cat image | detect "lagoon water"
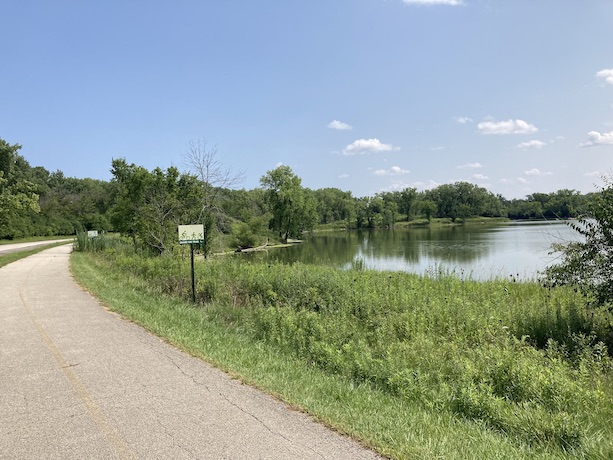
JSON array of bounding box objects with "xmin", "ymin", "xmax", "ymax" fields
[{"xmin": 250, "ymin": 221, "xmax": 581, "ymax": 280}]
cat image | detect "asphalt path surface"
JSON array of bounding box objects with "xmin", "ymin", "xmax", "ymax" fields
[
  {"xmin": 0, "ymin": 239, "xmax": 74, "ymax": 255},
  {"xmin": 0, "ymin": 245, "xmax": 382, "ymax": 459}
]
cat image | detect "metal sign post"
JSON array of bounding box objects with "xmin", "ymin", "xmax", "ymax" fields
[
  {"xmin": 178, "ymin": 225, "xmax": 205, "ymax": 303},
  {"xmin": 190, "ymin": 242, "xmax": 196, "ymax": 303}
]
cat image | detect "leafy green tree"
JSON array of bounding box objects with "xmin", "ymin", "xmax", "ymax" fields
[
  {"xmin": 381, "ymin": 200, "xmax": 398, "ymax": 228},
  {"xmin": 399, "ymin": 187, "xmax": 417, "ymax": 221},
  {"xmin": 354, "ymin": 197, "xmax": 368, "ymax": 229},
  {"xmin": 110, "ymin": 158, "xmax": 199, "ymax": 254},
  {"xmin": 506, "ymin": 199, "xmax": 543, "ymax": 219},
  {"xmin": 312, "ymin": 188, "xmax": 354, "ymax": 225},
  {"xmin": 425, "ymin": 182, "xmax": 505, "ymax": 222},
  {"xmin": 419, "ymin": 199, "xmax": 437, "ymax": 221},
  {"xmin": 260, "ymin": 165, "xmax": 317, "ymax": 242},
  {"xmin": 543, "ymin": 176, "xmax": 613, "ymax": 307},
  {"xmin": 110, "ymin": 158, "xmax": 149, "ymax": 242},
  {"xmin": 0, "ymin": 139, "xmax": 40, "ymax": 239},
  {"xmin": 543, "ymin": 189, "xmax": 583, "ymax": 219}
]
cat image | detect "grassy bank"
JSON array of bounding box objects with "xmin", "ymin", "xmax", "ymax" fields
[{"xmin": 70, "ymin": 243, "xmax": 613, "ymax": 459}]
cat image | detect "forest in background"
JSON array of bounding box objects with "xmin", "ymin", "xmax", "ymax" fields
[{"xmin": 0, "ymin": 137, "xmax": 596, "ymax": 252}]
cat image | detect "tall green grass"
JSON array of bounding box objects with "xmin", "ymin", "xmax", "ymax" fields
[{"xmin": 72, "ymin": 244, "xmax": 613, "ymax": 458}]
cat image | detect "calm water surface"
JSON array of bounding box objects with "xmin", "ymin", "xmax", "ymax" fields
[{"xmin": 250, "ymin": 221, "xmax": 580, "ymax": 280}]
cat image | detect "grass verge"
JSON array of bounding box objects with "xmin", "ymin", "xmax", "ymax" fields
[{"xmin": 70, "ymin": 251, "xmax": 613, "ymax": 459}]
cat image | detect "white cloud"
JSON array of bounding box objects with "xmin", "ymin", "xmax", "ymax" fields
[
  {"xmin": 455, "ymin": 116, "xmax": 474, "ymax": 124},
  {"xmin": 596, "ymin": 69, "xmax": 613, "ymax": 86},
  {"xmin": 581, "ymin": 130, "xmax": 613, "ymax": 147},
  {"xmin": 524, "ymin": 168, "xmax": 552, "ymax": 176},
  {"xmin": 342, "ymin": 138, "xmax": 400, "ymax": 156},
  {"xmin": 412, "ymin": 179, "xmax": 440, "ymax": 190},
  {"xmin": 518, "ymin": 140, "xmax": 546, "ymax": 149},
  {"xmin": 338, "ymin": 173, "xmax": 350, "ymax": 179},
  {"xmin": 517, "ymin": 177, "xmax": 528, "ymax": 184},
  {"xmin": 381, "ymin": 182, "xmax": 412, "ymax": 192},
  {"xmin": 477, "ymin": 119, "xmax": 538, "ymax": 135},
  {"xmin": 328, "ymin": 120, "xmax": 353, "ymax": 130},
  {"xmin": 374, "ymin": 166, "xmax": 410, "ymax": 176},
  {"xmin": 471, "ymin": 173, "xmax": 489, "ymax": 180},
  {"xmin": 584, "ymin": 171, "xmax": 602, "ymax": 177},
  {"xmin": 458, "ymin": 162, "xmax": 484, "ymax": 169},
  {"xmin": 403, "ymin": 0, "xmax": 464, "ymax": 5}
]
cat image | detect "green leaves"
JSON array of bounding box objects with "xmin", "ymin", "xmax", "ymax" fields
[
  {"xmin": 260, "ymin": 165, "xmax": 317, "ymax": 242},
  {"xmin": 110, "ymin": 158, "xmax": 200, "ymax": 254},
  {"xmin": 543, "ymin": 176, "xmax": 613, "ymax": 307},
  {"xmin": 0, "ymin": 139, "xmax": 41, "ymax": 238}
]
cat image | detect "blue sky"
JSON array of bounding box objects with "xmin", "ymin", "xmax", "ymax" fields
[{"xmin": 2, "ymin": 0, "xmax": 612, "ymax": 198}]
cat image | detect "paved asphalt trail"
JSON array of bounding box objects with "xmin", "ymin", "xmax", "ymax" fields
[
  {"xmin": 0, "ymin": 239, "xmax": 74, "ymax": 256},
  {"xmin": 1, "ymin": 245, "xmax": 383, "ymax": 459}
]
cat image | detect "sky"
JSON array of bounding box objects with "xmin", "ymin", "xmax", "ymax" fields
[{"xmin": 2, "ymin": 0, "xmax": 612, "ymax": 199}]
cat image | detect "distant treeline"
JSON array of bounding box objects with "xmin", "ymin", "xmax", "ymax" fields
[{"xmin": 0, "ymin": 137, "xmax": 594, "ymax": 245}]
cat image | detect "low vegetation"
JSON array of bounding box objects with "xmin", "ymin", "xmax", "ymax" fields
[{"xmin": 72, "ymin": 234, "xmax": 613, "ymax": 459}]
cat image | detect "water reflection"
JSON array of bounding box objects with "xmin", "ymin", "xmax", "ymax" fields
[{"xmin": 247, "ymin": 221, "xmax": 580, "ymax": 280}]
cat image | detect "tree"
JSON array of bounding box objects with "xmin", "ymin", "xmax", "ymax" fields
[
  {"xmin": 183, "ymin": 139, "xmax": 243, "ymax": 257},
  {"xmin": 110, "ymin": 159, "xmax": 199, "ymax": 254},
  {"xmin": 0, "ymin": 139, "xmax": 40, "ymax": 239},
  {"xmin": 312, "ymin": 188, "xmax": 354, "ymax": 225},
  {"xmin": 425, "ymin": 182, "xmax": 505, "ymax": 222},
  {"xmin": 543, "ymin": 175, "xmax": 613, "ymax": 307},
  {"xmin": 260, "ymin": 165, "xmax": 317, "ymax": 242},
  {"xmin": 399, "ymin": 187, "xmax": 418, "ymax": 221},
  {"xmin": 419, "ymin": 199, "xmax": 437, "ymax": 222}
]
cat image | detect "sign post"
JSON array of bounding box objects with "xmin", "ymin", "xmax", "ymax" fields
[{"xmin": 178, "ymin": 225, "xmax": 205, "ymax": 303}]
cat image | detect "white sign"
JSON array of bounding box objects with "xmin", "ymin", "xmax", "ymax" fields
[
  {"xmin": 178, "ymin": 224, "xmax": 205, "ymax": 244},
  {"xmin": 87, "ymin": 230, "xmax": 98, "ymax": 238}
]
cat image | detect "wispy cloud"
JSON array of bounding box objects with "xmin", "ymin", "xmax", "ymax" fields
[
  {"xmin": 403, "ymin": 0, "xmax": 464, "ymax": 5},
  {"xmin": 516, "ymin": 177, "xmax": 528, "ymax": 184},
  {"xmin": 518, "ymin": 140, "xmax": 546, "ymax": 149},
  {"xmin": 471, "ymin": 173, "xmax": 489, "ymax": 180},
  {"xmin": 524, "ymin": 168, "xmax": 552, "ymax": 176},
  {"xmin": 581, "ymin": 130, "xmax": 613, "ymax": 147},
  {"xmin": 328, "ymin": 120, "xmax": 353, "ymax": 130},
  {"xmin": 412, "ymin": 179, "xmax": 440, "ymax": 190},
  {"xmin": 455, "ymin": 116, "xmax": 474, "ymax": 124},
  {"xmin": 374, "ymin": 166, "xmax": 410, "ymax": 176},
  {"xmin": 458, "ymin": 162, "xmax": 484, "ymax": 169},
  {"xmin": 342, "ymin": 138, "xmax": 400, "ymax": 156},
  {"xmin": 338, "ymin": 173, "xmax": 350, "ymax": 179},
  {"xmin": 596, "ymin": 68, "xmax": 613, "ymax": 86},
  {"xmin": 380, "ymin": 181, "xmax": 412, "ymax": 192},
  {"xmin": 477, "ymin": 119, "xmax": 538, "ymax": 135}
]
